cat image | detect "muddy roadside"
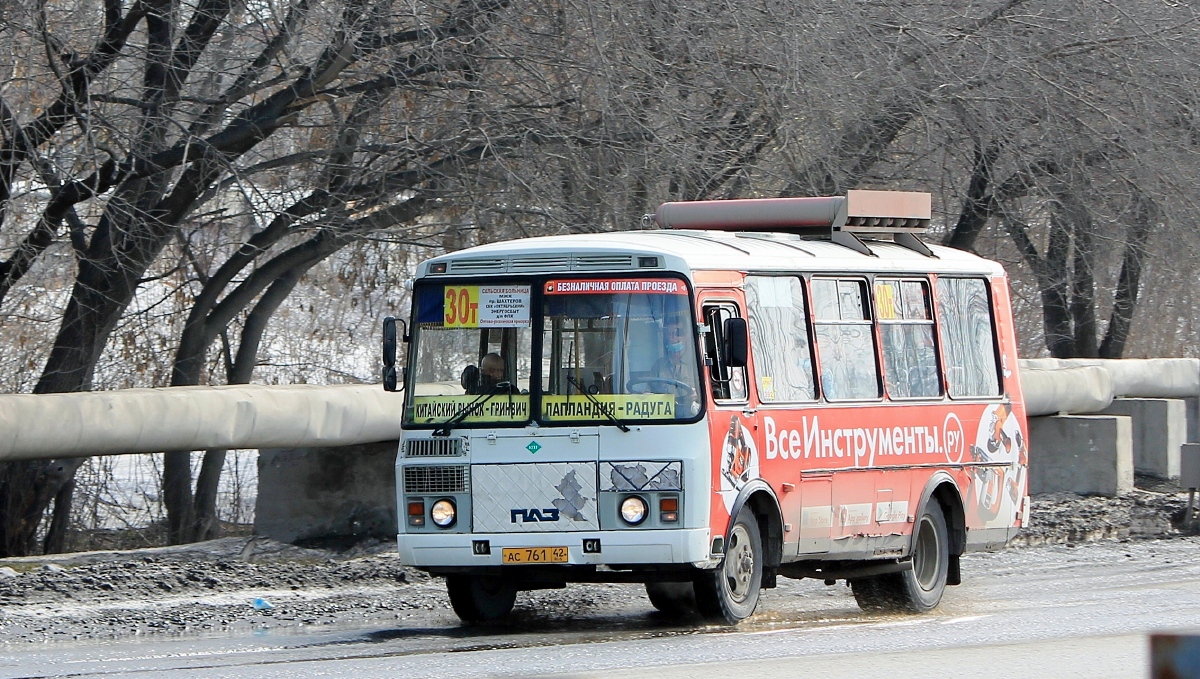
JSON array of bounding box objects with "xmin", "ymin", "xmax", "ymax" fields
[{"xmin": 0, "ymin": 486, "xmax": 1195, "ymax": 645}]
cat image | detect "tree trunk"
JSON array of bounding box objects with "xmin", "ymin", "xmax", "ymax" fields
[
  {"xmin": 42, "ymin": 479, "xmax": 76, "ymax": 555},
  {"xmin": 1065, "ymin": 200, "xmax": 1098, "ymax": 358},
  {"xmin": 0, "ymin": 460, "xmax": 78, "ymax": 556},
  {"xmin": 944, "ymin": 141, "xmax": 1001, "ymax": 251},
  {"xmin": 1099, "ymin": 193, "xmax": 1157, "ymax": 359},
  {"xmin": 0, "ymin": 178, "xmax": 180, "ymax": 555},
  {"xmin": 191, "ymin": 450, "xmax": 227, "ymax": 541},
  {"xmin": 1042, "ymin": 209, "xmax": 1075, "ymax": 358},
  {"xmin": 164, "ymin": 452, "xmax": 196, "ymax": 544},
  {"xmin": 188, "ymin": 268, "xmax": 304, "ymax": 541}
]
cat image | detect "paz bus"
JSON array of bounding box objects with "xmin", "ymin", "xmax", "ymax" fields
[{"xmin": 381, "ymin": 190, "xmax": 1028, "ymax": 624}]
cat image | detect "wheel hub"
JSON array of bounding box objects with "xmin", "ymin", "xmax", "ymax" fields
[
  {"xmin": 913, "ymin": 515, "xmax": 941, "ymax": 590},
  {"xmin": 724, "ymin": 524, "xmax": 755, "ymax": 603}
]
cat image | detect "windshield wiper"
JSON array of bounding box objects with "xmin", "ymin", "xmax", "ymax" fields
[
  {"xmin": 433, "ymin": 382, "xmax": 513, "ymax": 437},
  {"xmin": 565, "ymin": 374, "xmax": 630, "ymax": 432}
]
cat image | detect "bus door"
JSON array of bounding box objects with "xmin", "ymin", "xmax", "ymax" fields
[
  {"xmin": 699, "ymin": 295, "xmax": 755, "ymax": 536},
  {"xmin": 742, "ymin": 275, "xmax": 818, "ymax": 558}
]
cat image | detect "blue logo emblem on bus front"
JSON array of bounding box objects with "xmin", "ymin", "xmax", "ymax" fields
[
  {"xmin": 526, "ymin": 441, "xmax": 542, "ymax": 454},
  {"xmin": 511, "ymin": 508, "xmax": 559, "ymax": 523}
]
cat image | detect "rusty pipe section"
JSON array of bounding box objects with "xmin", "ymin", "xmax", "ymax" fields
[
  {"xmin": 0, "ymin": 384, "xmax": 403, "ymax": 461},
  {"xmin": 653, "ymin": 196, "xmax": 848, "ymax": 231}
]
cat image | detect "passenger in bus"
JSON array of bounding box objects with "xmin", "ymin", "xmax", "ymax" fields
[
  {"xmin": 646, "ymin": 320, "xmax": 701, "ymax": 416},
  {"xmin": 653, "ymin": 323, "xmax": 689, "ymax": 380}
]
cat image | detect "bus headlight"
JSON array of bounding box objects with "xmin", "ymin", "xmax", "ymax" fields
[
  {"xmin": 620, "ymin": 496, "xmax": 648, "ymax": 525},
  {"xmin": 430, "ymin": 499, "xmax": 457, "ymax": 528}
]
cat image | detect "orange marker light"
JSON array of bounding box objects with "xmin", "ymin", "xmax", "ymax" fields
[
  {"xmin": 407, "ymin": 500, "xmax": 425, "ymax": 527},
  {"xmin": 660, "ymin": 497, "xmax": 679, "ymax": 523}
]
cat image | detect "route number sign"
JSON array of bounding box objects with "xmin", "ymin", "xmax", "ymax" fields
[{"xmin": 443, "ymin": 285, "xmax": 530, "ymax": 328}]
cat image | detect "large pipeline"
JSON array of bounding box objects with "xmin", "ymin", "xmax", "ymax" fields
[
  {"xmin": 0, "ymin": 384, "xmax": 403, "ymax": 461},
  {"xmin": 1018, "ymin": 358, "xmax": 1200, "ymax": 417},
  {"xmin": 1020, "ymin": 358, "xmax": 1200, "ymax": 399},
  {"xmin": 1020, "ymin": 366, "xmax": 1114, "ymax": 417},
  {"xmin": 0, "ymin": 359, "xmax": 1195, "ymax": 460}
]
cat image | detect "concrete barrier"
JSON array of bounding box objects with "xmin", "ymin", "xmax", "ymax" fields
[
  {"xmin": 1028, "ymin": 415, "xmax": 1133, "ymax": 496},
  {"xmin": 1099, "ymin": 398, "xmax": 1186, "ymax": 479},
  {"xmin": 255, "ymin": 441, "xmax": 398, "ymax": 544},
  {"xmin": 1186, "ymin": 396, "xmax": 1200, "ymax": 443}
]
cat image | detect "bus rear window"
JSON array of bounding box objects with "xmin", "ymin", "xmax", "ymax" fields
[{"xmin": 936, "ymin": 277, "xmax": 1001, "ymax": 398}]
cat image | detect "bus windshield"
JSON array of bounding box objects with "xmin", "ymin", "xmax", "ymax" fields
[
  {"xmin": 404, "ymin": 277, "xmax": 701, "ymax": 427},
  {"xmin": 541, "ymin": 278, "xmax": 701, "ymax": 422},
  {"xmin": 405, "ymin": 284, "xmax": 534, "ymax": 426}
]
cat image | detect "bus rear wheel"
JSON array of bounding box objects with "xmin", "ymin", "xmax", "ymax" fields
[
  {"xmin": 446, "ymin": 575, "xmax": 517, "ymax": 623},
  {"xmin": 694, "ymin": 507, "xmax": 763, "ymax": 624},
  {"xmin": 851, "ymin": 501, "xmax": 949, "ymax": 613}
]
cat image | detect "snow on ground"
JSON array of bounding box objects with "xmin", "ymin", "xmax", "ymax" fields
[{"xmin": 71, "ymin": 452, "xmax": 258, "ymax": 532}]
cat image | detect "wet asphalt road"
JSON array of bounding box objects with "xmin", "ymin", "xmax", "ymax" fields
[{"xmin": 4, "ymin": 537, "xmax": 1200, "ymax": 678}]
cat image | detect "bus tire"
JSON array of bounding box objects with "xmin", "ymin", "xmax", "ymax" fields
[
  {"xmin": 645, "ymin": 581, "xmax": 697, "ymax": 616},
  {"xmin": 693, "ymin": 506, "xmax": 763, "ymax": 624},
  {"xmin": 446, "ymin": 575, "xmax": 517, "ymax": 623},
  {"xmin": 851, "ymin": 501, "xmax": 949, "ymax": 613}
]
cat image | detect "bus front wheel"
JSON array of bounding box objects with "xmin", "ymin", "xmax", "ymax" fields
[
  {"xmin": 446, "ymin": 575, "xmax": 517, "ymax": 623},
  {"xmin": 851, "ymin": 501, "xmax": 949, "ymax": 613},
  {"xmin": 694, "ymin": 507, "xmax": 763, "ymax": 624}
]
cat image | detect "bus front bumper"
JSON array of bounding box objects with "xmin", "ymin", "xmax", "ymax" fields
[{"xmin": 398, "ymin": 528, "xmax": 714, "ymax": 568}]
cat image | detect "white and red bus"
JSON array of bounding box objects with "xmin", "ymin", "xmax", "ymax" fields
[{"xmin": 382, "ymin": 190, "xmax": 1028, "ymax": 624}]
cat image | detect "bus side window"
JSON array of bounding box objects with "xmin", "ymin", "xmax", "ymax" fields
[
  {"xmin": 703, "ymin": 304, "xmax": 748, "ymax": 402},
  {"xmin": 875, "ymin": 278, "xmax": 941, "ymax": 399},
  {"xmin": 745, "ymin": 276, "xmax": 816, "ymax": 402},
  {"xmin": 811, "ymin": 278, "xmax": 881, "ymax": 401},
  {"xmin": 936, "ymin": 277, "xmax": 1001, "ymax": 398}
]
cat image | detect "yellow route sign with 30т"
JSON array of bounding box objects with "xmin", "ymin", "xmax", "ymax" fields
[
  {"xmin": 443, "ymin": 286, "xmax": 479, "ymax": 327},
  {"xmin": 443, "ymin": 285, "xmax": 530, "ymax": 328}
]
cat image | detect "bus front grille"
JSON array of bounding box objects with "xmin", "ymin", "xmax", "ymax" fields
[
  {"xmin": 573, "ymin": 254, "xmax": 633, "ymax": 270},
  {"xmin": 404, "ymin": 438, "xmax": 466, "ymax": 457},
  {"xmin": 404, "ymin": 465, "xmax": 470, "ymax": 494}
]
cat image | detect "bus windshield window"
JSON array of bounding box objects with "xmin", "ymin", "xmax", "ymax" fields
[
  {"xmin": 541, "ymin": 278, "xmax": 700, "ymax": 422},
  {"xmin": 405, "ymin": 284, "xmax": 533, "ymax": 426}
]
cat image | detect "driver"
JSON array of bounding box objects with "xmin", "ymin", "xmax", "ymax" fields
[{"xmin": 479, "ymin": 353, "xmax": 506, "ymax": 391}]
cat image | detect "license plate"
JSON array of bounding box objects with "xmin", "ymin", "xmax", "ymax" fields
[{"xmin": 501, "ymin": 547, "xmax": 568, "ymax": 564}]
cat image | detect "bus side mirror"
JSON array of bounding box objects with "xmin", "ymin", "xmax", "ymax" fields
[
  {"xmin": 723, "ymin": 317, "xmax": 748, "ymax": 368},
  {"xmin": 382, "ymin": 316, "xmax": 406, "ymax": 392}
]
